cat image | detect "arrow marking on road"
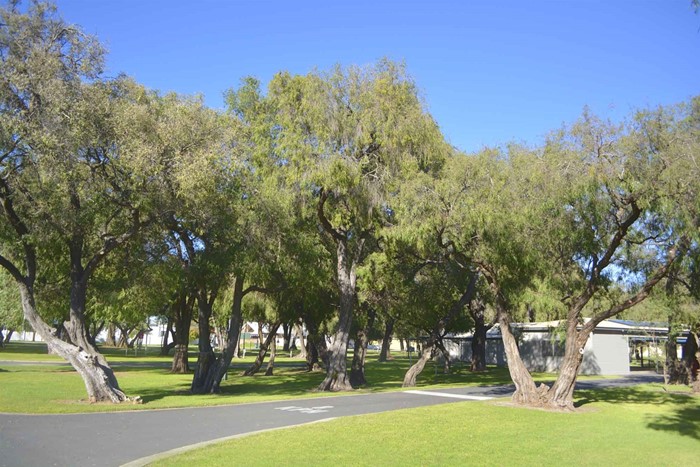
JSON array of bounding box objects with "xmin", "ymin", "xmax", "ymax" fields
[
  {"xmin": 404, "ymin": 390, "xmax": 493, "ymax": 401},
  {"xmin": 275, "ymin": 405, "xmax": 334, "ymax": 414}
]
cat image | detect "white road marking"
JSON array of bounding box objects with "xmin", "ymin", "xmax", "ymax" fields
[
  {"xmin": 404, "ymin": 390, "xmax": 493, "ymax": 401},
  {"xmin": 275, "ymin": 405, "xmax": 334, "ymax": 414}
]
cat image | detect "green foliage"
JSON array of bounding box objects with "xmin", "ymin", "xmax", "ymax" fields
[{"xmin": 0, "ymin": 268, "xmax": 23, "ymax": 330}]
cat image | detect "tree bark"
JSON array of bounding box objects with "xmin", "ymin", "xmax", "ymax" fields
[
  {"xmin": 4, "ymin": 328, "xmax": 14, "ymax": 344},
  {"xmin": 244, "ymin": 321, "xmax": 281, "ymax": 376},
  {"xmin": 469, "ymin": 300, "xmax": 488, "ymax": 372},
  {"xmin": 206, "ymin": 276, "xmax": 245, "ymax": 393},
  {"xmin": 350, "ymin": 310, "xmax": 375, "ymax": 387},
  {"xmin": 21, "ymin": 280, "xmax": 137, "ymax": 403},
  {"xmin": 318, "ymin": 240, "xmax": 356, "ymax": 392},
  {"xmin": 496, "ymin": 307, "xmax": 548, "ymax": 406},
  {"xmin": 403, "ymin": 342, "xmax": 436, "ymax": 387},
  {"xmin": 190, "ymin": 292, "xmax": 217, "ymax": 393},
  {"xmin": 378, "ymin": 316, "xmax": 394, "ymax": 362},
  {"xmin": 160, "ymin": 318, "xmax": 176, "ymax": 356},
  {"xmin": 282, "ymin": 323, "xmax": 291, "ymax": 352},
  {"xmin": 544, "ymin": 320, "xmax": 591, "ymax": 410},
  {"xmin": 265, "ymin": 334, "xmax": 277, "ymax": 376},
  {"xmin": 686, "ymin": 331, "xmax": 700, "ymax": 394},
  {"xmin": 294, "ymin": 323, "xmax": 307, "ymax": 359},
  {"xmin": 170, "ymin": 293, "xmax": 193, "ymax": 373},
  {"xmin": 664, "ymin": 317, "xmax": 687, "ymax": 385}
]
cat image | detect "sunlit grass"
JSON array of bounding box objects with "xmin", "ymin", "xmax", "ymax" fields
[
  {"xmin": 0, "ymin": 342, "xmax": 610, "ymax": 414},
  {"xmin": 151, "ymin": 385, "xmax": 700, "ymax": 466}
]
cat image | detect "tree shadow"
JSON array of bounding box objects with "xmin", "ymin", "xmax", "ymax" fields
[
  {"xmin": 575, "ymin": 385, "xmax": 700, "ymax": 440},
  {"xmin": 646, "ymin": 406, "xmax": 700, "ymax": 440}
]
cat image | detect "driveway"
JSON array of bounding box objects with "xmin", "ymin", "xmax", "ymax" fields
[{"xmin": 0, "ymin": 373, "xmax": 662, "ymax": 467}]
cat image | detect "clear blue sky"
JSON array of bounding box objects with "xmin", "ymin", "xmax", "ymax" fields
[{"xmin": 54, "ymin": 0, "xmax": 699, "ymax": 153}]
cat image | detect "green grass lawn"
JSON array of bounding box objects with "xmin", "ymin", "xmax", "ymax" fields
[
  {"xmin": 0, "ymin": 341, "xmax": 623, "ymax": 414},
  {"xmin": 0, "ymin": 341, "xmax": 531, "ymax": 414},
  {"xmin": 151, "ymin": 385, "xmax": 700, "ymax": 467}
]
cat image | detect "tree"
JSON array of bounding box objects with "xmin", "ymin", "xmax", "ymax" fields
[
  {"xmin": 255, "ymin": 61, "xmax": 448, "ymax": 391},
  {"xmin": 472, "ymin": 103, "xmax": 700, "ymax": 409},
  {"xmin": 0, "ymin": 2, "xmax": 170, "ymax": 402}
]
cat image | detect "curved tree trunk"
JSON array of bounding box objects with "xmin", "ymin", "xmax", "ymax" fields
[
  {"xmin": 378, "ymin": 316, "xmax": 394, "ymax": 362},
  {"xmin": 403, "ymin": 342, "xmax": 436, "ymax": 387},
  {"xmin": 244, "ymin": 321, "xmax": 281, "ymax": 376},
  {"xmin": 497, "ymin": 308, "xmax": 548, "ymax": 406},
  {"xmin": 21, "ymin": 280, "xmax": 137, "ymax": 403},
  {"xmin": 4, "ymin": 328, "xmax": 14, "ymax": 344},
  {"xmin": 544, "ymin": 322, "xmax": 591, "ymax": 410},
  {"xmin": 402, "ymin": 275, "xmax": 478, "ymax": 387}
]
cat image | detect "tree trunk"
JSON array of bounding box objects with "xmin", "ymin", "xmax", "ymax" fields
[
  {"xmin": 282, "ymin": 323, "xmax": 291, "ymax": 352},
  {"xmin": 318, "ymin": 240, "xmax": 356, "ymax": 392},
  {"xmin": 497, "ymin": 308, "xmax": 548, "ymax": 406},
  {"xmin": 160, "ymin": 318, "xmax": 176, "ymax": 356},
  {"xmin": 350, "ymin": 309, "xmax": 375, "ymax": 387},
  {"xmin": 244, "ymin": 321, "xmax": 281, "ymax": 376},
  {"xmin": 542, "ymin": 316, "xmax": 595, "ymax": 410},
  {"xmin": 469, "ymin": 301, "xmax": 488, "ymax": 372},
  {"xmin": 436, "ymin": 338, "xmax": 451, "ymax": 374},
  {"xmin": 402, "ymin": 276, "xmax": 478, "ymax": 387},
  {"xmin": 23, "ymin": 278, "xmax": 137, "ymax": 403},
  {"xmin": 664, "ymin": 318, "xmax": 687, "ymax": 385},
  {"xmin": 306, "ymin": 336, "xmax": 322, "ymax": 371},
  {"xmin": 105, "ymin": 323, "xmax": 117, "ymax": 347},
  {"xmin": 378, "ymin": 316, "xmax": 394, "ymax": 362},
  {"xmin": 190, "ymin": 294, "xmax": 216, "ymax": 394},
  {"xmin": 686, "ymin": 331, "xmax": 700, "ymax": 394},
  {"xmin": 294, "ymin": 323, "xmax": 307, "ymax": 359},
  {"xmin": 170, "ymin": 293, "xmax": 193, "ymax": 373},
  {"xmin": 205, "ymin": 276, "xmax": 245, "ymax": 393},
  {"xmin": 403, "ymin": 341, "xmax": 436, "ymax": 387},
  {"xmin": 4, "ymin": 328, "xmax": 14, "ymax": 343},
  {"xmin": 265, "ymin": 334, "xmax": 277, "ymax": 376}
]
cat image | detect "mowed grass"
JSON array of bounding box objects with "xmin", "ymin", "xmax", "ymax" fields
[
  {"xmin": 152, "ymin": 385, "xmax": 700, "ymax": 467},
  {"xmin": 1, "ymin": 342, "xmax": 528, "ymax": 414}
]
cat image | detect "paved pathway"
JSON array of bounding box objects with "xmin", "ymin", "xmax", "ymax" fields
[{"xmin": 0, "ymin": 373, "xmax": 662, "ymax": 467}]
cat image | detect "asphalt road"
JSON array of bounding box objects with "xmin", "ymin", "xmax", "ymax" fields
[{"xmin": 0, "ymin": 373, "xmax": 662, "ymax": 467}]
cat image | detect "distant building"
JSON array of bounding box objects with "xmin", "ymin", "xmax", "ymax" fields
[{"xmin": 444, "ymin": 319, "xmax": 674, "ymax": 376}]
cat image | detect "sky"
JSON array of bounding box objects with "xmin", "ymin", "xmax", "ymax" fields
[{"xmin": 53, "ymin": 0, "xmax": 700, "ymax": 153}]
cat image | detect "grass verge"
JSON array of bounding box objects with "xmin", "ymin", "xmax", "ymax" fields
[{"xmin": 149, "ymin": 384, "xmax": 700, "ymax": 466}]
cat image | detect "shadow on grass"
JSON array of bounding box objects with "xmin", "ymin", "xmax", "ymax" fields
[
  {"xmin": 575, "ymin": 385, "xmax": 700, "ymax": 440},
  {"xmin": 363, "ymin": 357, "xmax": 514, "ymax": 389}
]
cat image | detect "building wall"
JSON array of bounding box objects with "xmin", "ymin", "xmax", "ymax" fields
[
  {"xmin": 590, "ymin": 333, "xmax": 630, "ymax": 375},
  {"xmin": 451, "ymin": 330, "xmax": 630, "ymax": 376}
]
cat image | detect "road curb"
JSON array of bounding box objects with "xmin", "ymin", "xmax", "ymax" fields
[{"xmin": 120, "ymin": 417, "xmax": 337, "ymax": 467}]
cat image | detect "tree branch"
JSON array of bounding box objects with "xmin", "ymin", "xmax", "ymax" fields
[{"xmin": 317, "ymin": 188, "xmax": 345, "ymax": 242}]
